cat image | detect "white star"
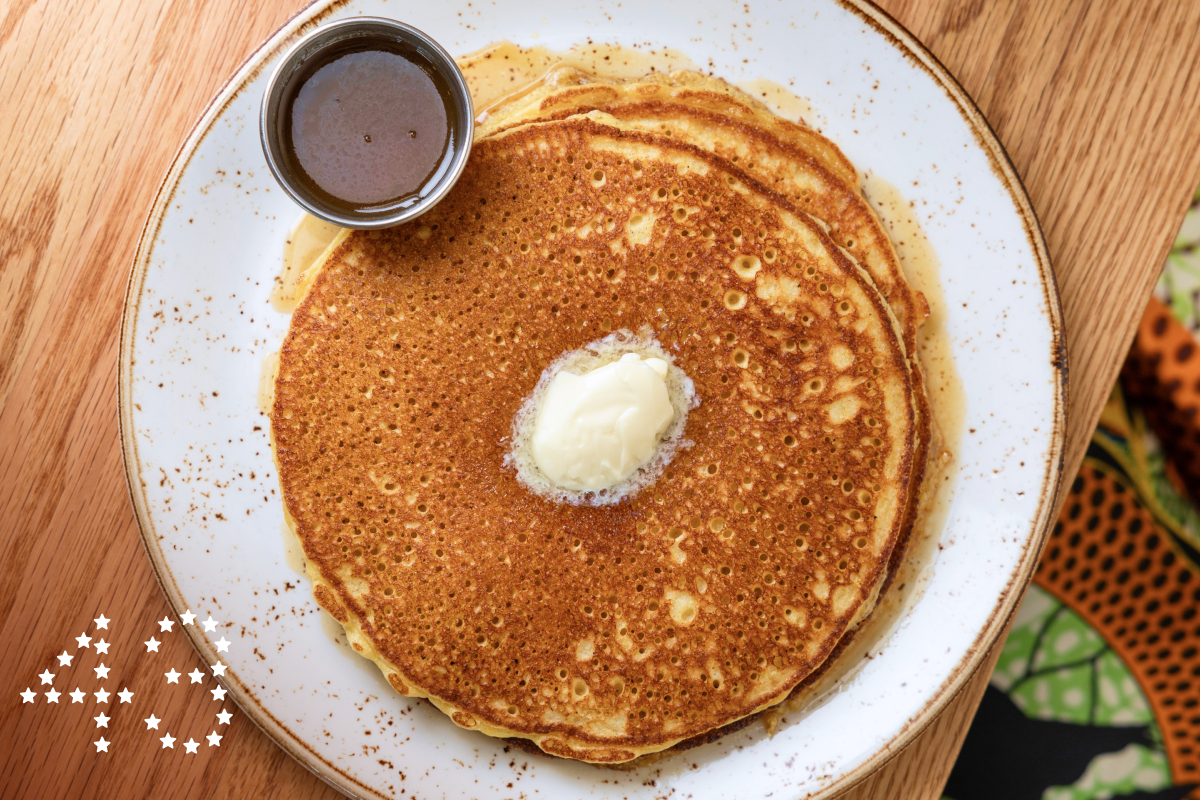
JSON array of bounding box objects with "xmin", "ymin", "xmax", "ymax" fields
[
  {"xmin": 206, "ymin": 730, "xmax": 222, "ymax": 747},
  {"xmin": 94, "ymin": 737, "xmax": 109, "ymax": 753},
  {"xmin": 165, "ymin": 669, "xmax": 180, "ymax": 684},
  {"xmin": 45, "ymin": 689, "xmax": 60, "ymax": 703},
  {"xmin": 211, "ymin": 662, "xmax": 226, "ymax": 677},
  {"xmin": 94, "ymin": 712, "xmax": 110, "ymax": 728},
  {"xmin": 20, "ymin": 689, "xmax": 35, "ymax": 703},
  {"xmin": 75, "ymin": 633, "xmax": 91, "ymax": 649},
  {"xmin": 118, "ymin": 688, "xmax": 134, "ymax": 703},
  {"xmin": 214, "ymin": 637, "xmax": 230, "ymax": 653},
  {"xmin": 202, "ymin": 616, "xmax": 218, "ymax": 632},
  {"xmin": 160, "ymin": 733, "xmax": 175, "ymax": 749},
  {"xmin": 94, "ymin": 664, "xmax": 110, "ymax": 680},
  {"xmin": 94, "ymin": 688, "xmax": 110, "ymax": 703},
  {"xmin": 159, "ymin": 617, "xmax": 174, "ymax": 632},
  {"xmin": 188, "ymin": 669, "xmax": 204, "ymax": 684},
  {"xmin": 211, "ymin": 686, "xmax": 227, "ymax": 701},
  {"xmin": 183, "ymin": 739, "xmax": 199, "ymax": 754},
  {"xmin": 145, "ymin": 637, "xmax": 160, "ymax": 653},
  {"xmin": 216, "ymin": 708, "xmax": 232, "ymax": 725},
  {"xmin": 94, "ymin": 614, "xmax": 109, "ymax": 630},
  {"xmin": 69, "ymin": 689, "xmax": 85, "ymax": 703},
  {"xmin": 57, "ymin": 651, "xmax": 73, "ymax": 667},
  {"xmin": 181, "ymin": 610, "xmax": 197, "ymax": 625},
  {"xmin": 38, "ymin": 670, "xmax": 54, "ymax": 685},
  {"xmin": 145, "ymin": 714, "xmax": 161, "ymax": 730},
  {"xmin": 94, "ymin": 639, "xmax": 110, "ymax": 655}
]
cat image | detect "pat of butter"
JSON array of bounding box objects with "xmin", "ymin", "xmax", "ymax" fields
[{"xmin": 532, "ymin": 353, "xmax": 674, "ymax": 491}]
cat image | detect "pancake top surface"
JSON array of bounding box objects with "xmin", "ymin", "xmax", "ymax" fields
[
  {"xmin": 478, "ymin": 67, "xmax": 924, "ymax": 348},
  {"xmin": 479, "ymin": 69, "xmax": 935, "ymax": 584},
  {"xmin": 273, "ymin": 115, "xmax": 916, "ymax": 761}
]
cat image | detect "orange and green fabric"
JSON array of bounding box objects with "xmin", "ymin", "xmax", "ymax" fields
[{"xmin": 945, "ymin": 190, "xmax": 1200, "ymax": 800}]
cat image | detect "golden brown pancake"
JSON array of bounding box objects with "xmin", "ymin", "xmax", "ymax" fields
[
  {"xmin": 480, "ymin": 69, "xmax": 859, "ymax": 212},
  {"xmin": 478, "ymin": 65, "xmax": 932, "ymax": 600},
  {"xmin": 272, "ymin": 113, "xmax": 918, "ymax": 762}
]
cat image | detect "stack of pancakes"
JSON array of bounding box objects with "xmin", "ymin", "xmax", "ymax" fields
[{"xmin": 271, "ymin": 67, "xmax": 929, "ymax": 765}]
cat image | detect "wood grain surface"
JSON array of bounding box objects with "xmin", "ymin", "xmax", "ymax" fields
[{"xmin": 2, "ymin": 1, "xmax": 1199, "ymax": 798}]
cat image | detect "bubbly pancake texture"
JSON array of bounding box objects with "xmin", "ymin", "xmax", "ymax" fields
[
  {"xmin": 272, "ymin": 114, "xmax": 917, "ymax": 762},
  {"xmin": 479, "ymin": 66, "xmax": 933, "ymax": 595},
  {"xmin": 477, "ymin": 68, "xmax": 923, "ymax": 340},
  {"xmin": 508, "ymin": 330, "xmax": 699, "ymax": 506}
]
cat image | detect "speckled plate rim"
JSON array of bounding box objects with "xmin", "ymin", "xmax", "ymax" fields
[
  {"xmin": 116, "ymin": 1, "xmax": 1068, "ymax": 797},
  {"xmin": 118, "ymin": 5, "xmax": 385, "ymax": 798},
  {"xmin": 816, "ymin": 0, "xmax": 1068, "ymax": 792}
]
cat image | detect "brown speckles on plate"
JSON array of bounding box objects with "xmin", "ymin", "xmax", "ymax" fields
[{"xmin": 119, "ymin": 0, "xmax": 1063, "ymax": 798}]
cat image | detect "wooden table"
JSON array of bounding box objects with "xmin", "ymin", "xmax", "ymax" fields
[{"xmin": 2, "ymin": 1, "xmax": 1199, "ymax": 797}]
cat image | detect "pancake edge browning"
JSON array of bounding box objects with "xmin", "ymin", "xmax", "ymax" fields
[
  {"xmin": 479, "ymin": 68, "xmax": 861, "ymax": 191},
  {"xmin": 272, "ymin": 114, "xmax": 922, "ymax": 763},
  {"xmin": 481, "ymin": 70, "xmax": 935, "ymax": 656}
]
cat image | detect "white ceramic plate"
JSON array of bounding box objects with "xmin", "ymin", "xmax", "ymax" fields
[{"xmin": 119, "ymin": 1, "xmax": 1066, "ymax": 797}]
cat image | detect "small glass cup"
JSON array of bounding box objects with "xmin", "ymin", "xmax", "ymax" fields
[{"xmin": 259, "ymin": 17, "xmax": 473, "ymax": 229}]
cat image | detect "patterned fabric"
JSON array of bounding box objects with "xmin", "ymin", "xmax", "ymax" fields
[{"xmin": 944, "ymin": 190, "xmax": 1200, "ymax": 800}]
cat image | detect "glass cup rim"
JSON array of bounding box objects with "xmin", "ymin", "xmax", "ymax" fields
[{"xmin": 259, "ymin": 16, "xmax": 475, "ymax": 230}]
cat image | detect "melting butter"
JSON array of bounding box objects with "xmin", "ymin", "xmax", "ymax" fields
[{"xmin": 532, "ymin": 353, "xmax": 675, "ymax": 491}]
